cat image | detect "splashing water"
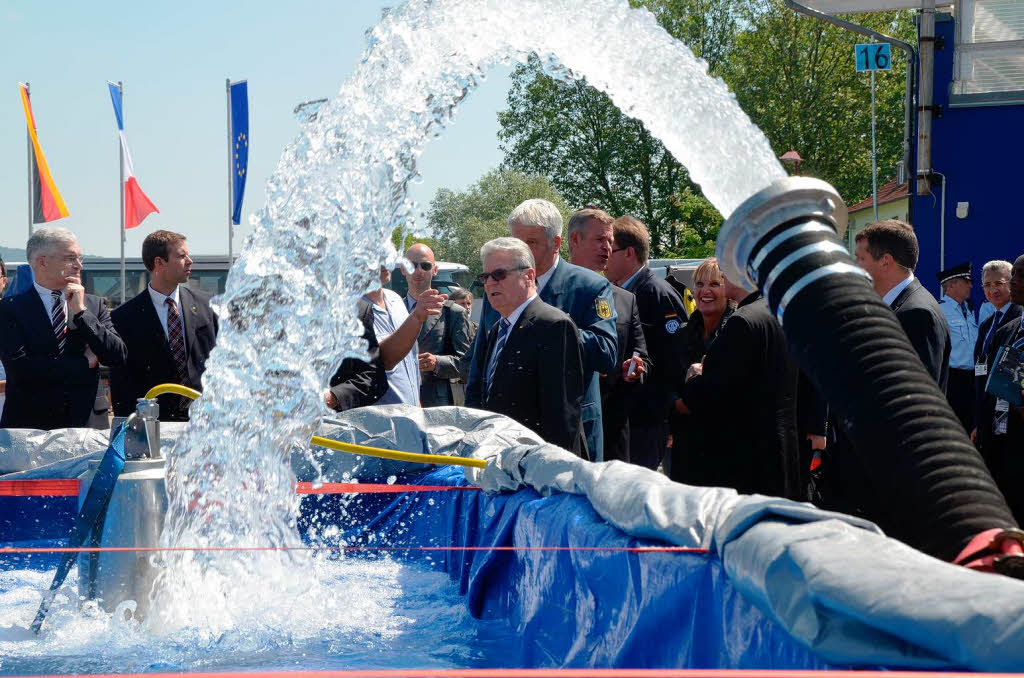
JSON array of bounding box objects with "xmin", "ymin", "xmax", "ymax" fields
[{"xmin": 147, "ymin": 0, "xmax": 784, "ymax": 635}]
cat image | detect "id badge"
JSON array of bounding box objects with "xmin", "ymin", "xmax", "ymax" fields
[
  {"xmin": 995, "ymin": 412, "xmax": 1008, "ymax": 436},
  {"xmin": 996, "ymin": 398, "xmax": 1010, "ymax": 413},
  {"xmin": 975, "ymin": 362, "xmax": 988, "ymax": 377}
]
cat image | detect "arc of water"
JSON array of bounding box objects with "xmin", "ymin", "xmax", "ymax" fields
[{"xmin": 149, "ymin": 0, "xmax": 784, "ymax": 633}]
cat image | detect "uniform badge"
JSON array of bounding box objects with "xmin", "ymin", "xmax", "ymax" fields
[
  {"xmin": 665, "ymin": 318, "xmax": 681, "ymax": 334},
  {"xmin": 596, "ymin": 299, "xmax": 612, "ymax": 320}
]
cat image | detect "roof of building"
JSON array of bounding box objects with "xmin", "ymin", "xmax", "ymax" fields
[{"xmin": 848, "ymin": 178, "xmax": 910, "ymax": 213}]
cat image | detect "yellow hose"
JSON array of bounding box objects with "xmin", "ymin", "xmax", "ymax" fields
[{"xmin": 142, "ymin": 383, "xmax": 487, "ymax": 469}]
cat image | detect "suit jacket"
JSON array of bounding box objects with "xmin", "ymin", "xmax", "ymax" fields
[
  {"xmin": 329, "ymin": 299, "xmax": 388, "ymax": 411},
  {"xmin": 0, "ymin": 288, "xmax": 126, "ymax": 430},
  {"xmin": 467, "ymin": 258, "xmax": 617, "ymax": 459},
  {"xmin": 468, "ymin": 297, "xmax": 586, "ymax": 457},
  {"xmin": 890, "ymin": 278, "xmax": 951, "ymax": 390},
  {"xmin": 414, "ymin": 299, "xmax": 472, "ymax": 407},
  {"xmin": 973, "ymin": 303, "xmax": 1022, "ymax": 455},
  {"xmin": 625, "ymin": 266, "xmax": 689, "ymax": 424},
  {"xmin": 979, "ymin": 316, "xmax": 1024, "ymax": 520},
  {"xmin": 110, "ymin": 286, "xmax": 218, "ymax": 421},
  {"xmin": 599, "ymin": 286, "xmax": 648, "ymax": 462},
  {"xmin": 680, "ymin": 293, "xmax": 800, "ymax": 499}
]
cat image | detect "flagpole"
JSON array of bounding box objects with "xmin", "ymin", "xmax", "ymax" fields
[
  {"xmin": 118, "ymin": 81, "xmax": 126, "ymax": 305},
  {"xmin": 25, "ymin": 82, "xmax": 33, "ymax": 238},
  {"xmin": 226, "ymin": 78, "xmax": 234, "ymax": 261}
]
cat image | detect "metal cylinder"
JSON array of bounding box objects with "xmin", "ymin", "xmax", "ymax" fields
[{"xmin": 77, "ymin": 457, "xmax": 167, "ymax": 618}]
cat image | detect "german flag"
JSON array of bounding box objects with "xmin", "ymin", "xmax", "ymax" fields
[{"xmin": 19, "ymin": 83, "xmax": 69, "ymax": 223}]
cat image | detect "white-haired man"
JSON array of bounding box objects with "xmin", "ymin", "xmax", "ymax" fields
[
  {"xmin": 465, "ymin": 198, "xmax": 617, "ymax": 460},
  {"xmin": 0, "ymin": 227, "xmax": 126, "ymax": 429},
  {"xmin": 466, "ymin": 237, "xmax": 586, "ymax": 456}
]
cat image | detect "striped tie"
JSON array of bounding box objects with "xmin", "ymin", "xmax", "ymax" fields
[
  {"xmin": 166, "ymin": 297, "xmax": 187, "ymax": 382},
  {"xmin": 485, "ymin": 318, "xmax": 512, "ymax": 397},
  {"xmin": 50, "ymin": 290, "xmax": 66, "ymax": 354}
]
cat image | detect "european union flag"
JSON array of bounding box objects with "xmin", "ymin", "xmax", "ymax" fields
[{"xmin": 229, "ymin": 80, "xmax": 249, "ymax": 225}]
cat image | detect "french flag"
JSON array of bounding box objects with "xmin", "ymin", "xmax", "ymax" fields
[{"xmin": 107, "ymin": 82, "xmax": 158, "ymax": 229}]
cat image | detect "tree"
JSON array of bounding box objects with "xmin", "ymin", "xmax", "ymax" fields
[
  {"xmin": 723, "ymin": 2, "xmax": 915, "ymax": 206},
  {"xmin": 426, "ymin": 168, "xmax": 571, "ymax": 279},
  {"xmin": 497, "ymin": 0, "xmax": 740, "ymax": 258}
]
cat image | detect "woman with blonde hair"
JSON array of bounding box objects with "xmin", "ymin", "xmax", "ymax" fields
[{"xmin": 669, "ymin": 256, "xmax": 733, "ymax": 483}]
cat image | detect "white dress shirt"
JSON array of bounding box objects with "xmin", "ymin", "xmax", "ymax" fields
[
  {"xmin": 501, "ymin": 293, "xmax": 539, "ymax": 331},
  {"xmin": 148, "ymin": 284, "xmax": 184, "ymax": 341},
  {"xmin": 882, "ymin": 272, "xmax": 915, "ymax": 308},
  {"xmin": 34, "ymin": 281, "xmax": 66, "ymax": 321},
  {"xmin": 536, "ymin": 256, "xmax": 559, "ymax": 294}
]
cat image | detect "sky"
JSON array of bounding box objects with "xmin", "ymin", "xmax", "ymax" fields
[{"xmin": 0, "ymin": 1, "xmax": 512, "ymax": 259}]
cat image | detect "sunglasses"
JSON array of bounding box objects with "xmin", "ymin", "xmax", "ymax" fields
[
  {"xmin": 409, "ymin": 261, "xmax": 433, "ymax": 271},
  {"xmin": 478, "ymin": 266, "xmax": 528, "ymax": 284}
]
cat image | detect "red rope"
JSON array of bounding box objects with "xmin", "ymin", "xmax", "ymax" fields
[
  {"xmin": 14, "ymin": 669, "xmax": 1024, "ymax": 678},
  {"xmin": 0, "ymin": 545, "xmax": 708, "ymax": 554}
]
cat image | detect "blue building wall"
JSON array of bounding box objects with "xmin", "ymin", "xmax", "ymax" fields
[{"xmin": 912, "ymin": 13, "xmax": 1024, "ymax": 309}]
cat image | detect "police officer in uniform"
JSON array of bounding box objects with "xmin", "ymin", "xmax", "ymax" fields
[
  {"xmin": 937, "ymin": 262, "xmax": 978, "ymax": 431},
  {"xmin": 605, "ymin": 215, "xmax": 688, "ymax": 471}
]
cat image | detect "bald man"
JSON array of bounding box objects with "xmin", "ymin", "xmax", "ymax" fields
[{"xmin": 402, "ymin": 244, "xmax": 472, "ymax": 406}]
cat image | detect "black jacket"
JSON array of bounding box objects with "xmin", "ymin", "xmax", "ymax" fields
[
  {"xmin": 0, "ymin": 288, "xmax": 126, "ymax": 430},
  {"xmin": 891, "ymin": 278, "xmax": 951, "ymax": 390},
  {"xmin": 973, "ymin": 303, "xmax": 1022, "ymax": 454},
  {"xmin": 599, "ymin": 286, "xmax": 649, "ymax": 462},
  {"xmin": 979, "ymin": 316, "xmax": 1024, "ymax": 521},
  {"xmin": 679, "ymin": 293, "xmax": 800, "ymax": 499},
  {"xmin": 329, "ymin": 299, "xmax": 388, "ymax": 411},
  {"xmin": 624, "ymin": 266, "xmax": 688, "ymax": 424},
  {"xmin": 110, "ymin": 286, "xmax": 218, "ymax": 421},
  {"xmin": 468, "ymin": 297, "xmax": 586, "ymax": 457}
]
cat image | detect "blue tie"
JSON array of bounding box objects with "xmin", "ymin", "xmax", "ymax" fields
[
  {"xmin": 983, "ymin": 310, "xmax": 1003, "ymax": 355},
  {"xmin": 485, "ymin": 318, "xmax": 512, "ymax": 397}
]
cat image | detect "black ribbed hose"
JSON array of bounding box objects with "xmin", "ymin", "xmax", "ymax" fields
[{"xmin": 747, "ymin": 216, "xmax": 1016, "ymax": 561}]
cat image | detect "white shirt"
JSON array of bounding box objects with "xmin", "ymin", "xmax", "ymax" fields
[
  {"xmin": 148, "ymin": 284, "xmax": 184, "ymax": 341},
  {"xmin": 882, "ymin": 272, "xmax": 915, "ymax": 308},
  {"xmin": 501, "ymin": 293, "xmax": 539, "ymax": 332},
  {"xmin": 365, "ymin": 287, "xmax": 421, "ymax": 406},
  {"xmin": 536, "ymin": 255, "xmax": 559, "ymax": 294},
  {"xmin": 621, "ymin": 266, "xmax": 645, "ymax": 292},
  {"xmin": 34, "ymin": 281, "xmax": 66, "ymax": 321}
]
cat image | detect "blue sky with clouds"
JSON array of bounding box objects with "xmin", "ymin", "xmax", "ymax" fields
[{"xmin": 0, "ymin": 1, "xmax": 511, "ymax": 258}]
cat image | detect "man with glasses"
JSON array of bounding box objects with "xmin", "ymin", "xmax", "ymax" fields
[
  {"xmin": 466, "ymin": 199, "xmax": 617, "ymax": 461},
  {"xmin": 402, "ymin": 243, "xmax": 472, "ymax": 406},
  {"xmin": 975, "ymin": 255, "xmax": 1024, "ymax": 521},
  {"xmin": 465, "ymin": 237, "xmax": 586, "ymax": 456},
  {"xmin": 0, "ymin": 227, "xmax": 126, "ymax": 430}
]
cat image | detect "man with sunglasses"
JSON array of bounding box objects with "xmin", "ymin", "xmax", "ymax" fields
[
  {"xmin": 465, "ymin": 237, "xmax": 586, "ymax": 456},
  {"xmin": 465, "ymin": 199, "xmax": 617, "ymax": 461},
  {"xmin": 0, "ymin": 227, "xmax": 126, "ymax": 430},
  {"xmin": 402, "ymin": 243, "xmax": 472, "ymax": 407}
]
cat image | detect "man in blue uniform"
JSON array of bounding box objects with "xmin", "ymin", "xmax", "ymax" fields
[
  {"xmin": 937, "ymin": 261, "xmax": 978, "ymax": 431},
  {"xmin": 465, "ymin": 199, "xmax": 617, "ymax": 460}
]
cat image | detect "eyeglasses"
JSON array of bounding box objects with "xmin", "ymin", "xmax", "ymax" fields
[
  {"xmin": 50, "ymin": 255, "xmax": 83, "ymax": 265},
  {"xmin": 983, "ymin": 280, "xmax": 1009, "ymax": 289},
  {"xmin": 409, "ymin": 261, "xmax": 433, "ymax": 272},
  {"xmin": 478, "ymin": 266, "xmax": 528, "ymax": 284}
]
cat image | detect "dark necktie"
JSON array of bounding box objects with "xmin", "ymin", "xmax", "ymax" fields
[
  {"xmin": 50, "ymin": 290, "xmax": 66, "ymax": 354},
  {"xmin": 960, "ymin": 302, "xmax": 968, "ymax": 319},
  {"xmin": 166, "ymin": 297, "xmax": 187, "ymax": 382},
  {"xmin": 485, "ymin": 318, "xmax": 512, "ymax": 396},
  {"xmin": 983, "ymin": 310, "xmax": 1003, "ymax": 355}
]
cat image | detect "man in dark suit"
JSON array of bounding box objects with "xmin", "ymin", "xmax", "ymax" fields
[
  {"xmin": 854, "ymin": 219, "xmax": 951, "ymax": 389},
  {"xmin": 401, "ymin": 244, "xmax": 472, "ymax": 407},
  {"xmin": 972, "ymin": 259, "xmax": 1021, "ymax": 459},
  {"xmin": 466, "ymin": 199, "xmax": 617, "ymax": 460},
  {"xmin": 326, "ymin": 298, "xmax": 388, "ymax": 412},
  {"xmin": 0, "ymin": 227, "xmax": 126, "ymax": 430},
  {"xmin": 676, "ymin": 278, "xmax": 801, "ymax": 499},
  {"xmin": 975, "ymin": 254, "xmax": 1024, "ymax": 522},
  {"xmin": 605, "ymin": 216, "xmax": 689, "ymax": 470},
  {"xmin": 466, "ymin": 237, "xmax": 586, "ymax": 457},
  {"xmin": 110, "ymin": 231, "xmax": 218, "ymax": 421},
  {"xmin": 567, "ymin": 208, "xmax": 648, "ymax": 462}
]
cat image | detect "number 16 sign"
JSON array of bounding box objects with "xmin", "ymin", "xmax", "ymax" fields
[{"xmin": 855, "ymin": 43, "xmax": 892, "ymax": 72}]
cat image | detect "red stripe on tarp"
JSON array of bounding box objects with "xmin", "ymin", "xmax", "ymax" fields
[
  {"xmin": 12, "ymin": 669, "xmax": 1024, "ymax": 678},
  {"xmin": 0, "ymin": 480, "xmax": 479, "ymax": 497},
  {"xmin": 0, "ymin": 545, "xmax": 708, "ymax": 555},
  {"xmin": 296, "ymin": 482, "xmax": 481, "ymax": 494},
  {"xmin": 0, "ymin": 479, "xmax": 80, "ymax": 497}
]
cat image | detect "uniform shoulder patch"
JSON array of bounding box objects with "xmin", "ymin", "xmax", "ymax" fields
[
  {"xmin": 665, "ymin": 318, "xmax": 681, "ymax": 334},
  {"xmin": 596, "ymin": 298, "xmax": 612, "ymax": 319}
]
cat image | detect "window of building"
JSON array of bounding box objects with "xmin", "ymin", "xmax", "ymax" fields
[{"xmin": 953, "ymin": 0, "xmax": 1024, "ymax": 103}]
